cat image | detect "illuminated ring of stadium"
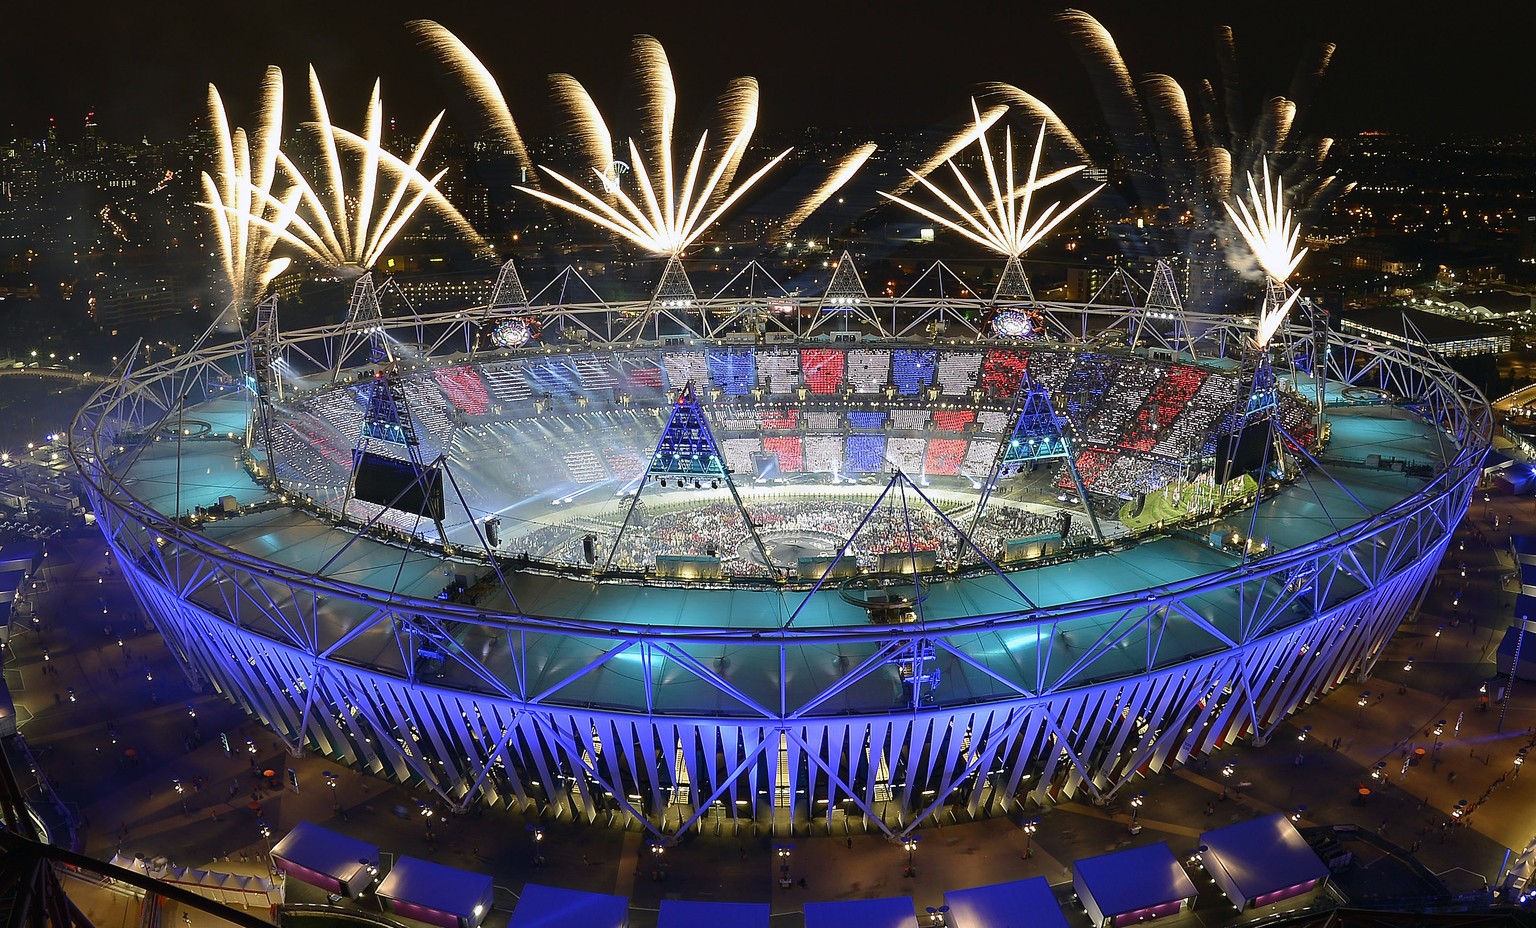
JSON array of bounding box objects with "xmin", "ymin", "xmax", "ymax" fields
[{"xmin": 70, "ymin": 287, "xmax": 1487, "ymax": 844}]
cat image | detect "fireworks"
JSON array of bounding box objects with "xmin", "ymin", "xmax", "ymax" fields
[
  {"xmin": 201, "ymin": 67, "xmax": 484, "ymax": 280},
  {"xmin": 1224, "ymin": 160, "xmax": 1307, "ymax": 346},
  {"xmin": 880, "ymin": 102, "xmax": 1102, "ymax": 259},
  {"xmin": 988, "ymin": 10, "xmax": 1346, "ymax": 309},
  {"xmin": 282, "ymin": 68, "xmax": 484, "ymax": 270},
  {"xmin": 1224, "ymin": 160, "xmax": 1306, "ymax": 285},
  {"xmin": 515, "ymin": 36, "xmax": 790, "ymax": 256},
  {"xmin": 199, "ymin": 67, "xmax": 293, "ymax": 309}
]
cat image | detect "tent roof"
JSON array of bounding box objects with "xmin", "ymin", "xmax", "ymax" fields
[
  {"xmin": 1199, "ymin": 814, "xmax": 1328, "ymax": 900},
  {"xmin": 944, "ymin": 877, "xmax": 1067, "ymax": 928},
  {"xmin": 658, "ymin": 899, "xmax": 769, "ymax": 928},
  {"xmin": 803, "ymin": 896, "xmax": 915, "ymax": 928},
  {"xmin": 377, "ymin": 856, "xmax": 494, "ymax": 920},
  {"xmin": 1073, "ymin": 842, "xmax": 1197, "ymax": 916},
  {"xmin": 269, "ymin": 821, "xmax": 377, "ymax": 883},
  {"xmin": 509, "ymin": 883, "xmax": 628, "ymax": 928}
]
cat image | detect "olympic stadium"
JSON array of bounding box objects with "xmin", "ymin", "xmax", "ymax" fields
[{"xmin": 68, "ymin": 257, "xmax": 1488, "ymax": 841}]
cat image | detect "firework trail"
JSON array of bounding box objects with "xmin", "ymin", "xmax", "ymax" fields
[
  {"xmin": 777, "ymin": 142, "xmax": 878, "ymax": 240},
  {"xmin": 550, "ymin": 73, "xmax": 614, "ymax": 182},
  {"xmin": 886, "ymin": 104, "xmax": 1008, "ymax": 198},
  {"xmin": 407, "ymin": 19, "xmax": 534, "ymax": 183},
  {"xmin": 987, "ymin": 10, "xmax": 1347, "ymax": 309}
]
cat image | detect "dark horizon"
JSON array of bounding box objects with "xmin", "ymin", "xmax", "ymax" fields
[{"xmin": 4, "ymin": 2, "xmax": 1533, "ymax": 144}]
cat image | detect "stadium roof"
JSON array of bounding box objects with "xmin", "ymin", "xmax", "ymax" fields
[{"xmin": 104, "ymin": 383, "xmax": 1459, "ymax": 710}]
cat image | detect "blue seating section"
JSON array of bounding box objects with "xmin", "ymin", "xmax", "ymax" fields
[
  {"xmin": 892, "ymin": 349, "xmax": 937, "ymax": 396},
  {"xmin": 845, "ymin": 435, "xmax": 887, "ymax": 474},
  {"xmin": 707, "ymin": 350, "xmax": 757, "ymax": 396}
]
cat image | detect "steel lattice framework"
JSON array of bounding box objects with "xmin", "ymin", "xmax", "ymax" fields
[{"xmin": 69, "ymin": 265, "xmax": 1488, "ymax": 842}]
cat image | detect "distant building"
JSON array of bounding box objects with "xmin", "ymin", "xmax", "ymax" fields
[
  {"xmin": 1334, "ymin": 238, "xmax": 1421, "ymax": 276},
  {"xmin": 390, "ymin": 272, "xmax": 495, "ymax": 309},
  {"xmin": 1341, "ymin": 306, "xmax": 1510, "ymax": 358},
  {"xmin": 93, "ymin": 274, "xmax": 186, "ymax": 326}
]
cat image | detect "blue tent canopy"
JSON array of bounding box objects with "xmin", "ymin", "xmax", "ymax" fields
[
  {"xmin": 269, "ymin": 821, "xmax": 378, "ymax": 896},
  {"xmin": 1073, "ymin": 842, "xmax": 1197, "ymax": 925},
  {"xmin": 377, "ymin": 856, "xmax": 495, "ymax": 928},
  {"xmin": 1199, "ymin": 814, "xmax": 1328, "ymax": 908},
  {"xmin": 944, "ymin": 877, "xmax": 1068, "ymax": 928},
  {"xmin": 804, "ymin": 896, "xmax": 915, "ymax": 928},
  {"xmin": 508, "ymin": 883, "xmax": 628, "ymax": 928},
  {"xmin": 658, "ymin": 899, "xmax": 767, "ymax": 928}
]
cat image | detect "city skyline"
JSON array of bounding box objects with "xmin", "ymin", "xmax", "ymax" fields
[{"xmin": 3, "ymin": 2, "xmax": 1533, "ymax": 143}]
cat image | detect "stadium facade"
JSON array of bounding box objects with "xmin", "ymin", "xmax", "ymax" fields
[{"xmin": 70, "ymin": 260, "xmax": 1488, "ymax": 840}]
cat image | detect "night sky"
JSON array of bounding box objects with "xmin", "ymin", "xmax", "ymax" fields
[{"xmin": 3, "ymin": 2, "xmax": 1534, "ymax": 142}]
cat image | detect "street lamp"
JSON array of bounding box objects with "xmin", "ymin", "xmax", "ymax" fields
[
  {"xmin": 1356, "ymin": 691, "xmax": 1371, "ymax": 725},
  {"xmin": 324, "ymin": 771, "xmax": 339, "ymax": 812},
  {"xmin": 1129, "ymin": 793, "xmax": 1145, "ymax": 833},
  {"xmin": 903, "ymin": 835, "xmax": 920, "ymax": 878},
  {"xmin": 925, "ymin": 904, "xmax": 951, "ymax": 926},
  {"xmin": 527, "ymin": 823, "xmax": 547, "ymax": 866},
  {"xmin": 776, "ymin": 843, "xmax": 792, "ymax": 884},
  {"xmin": 257, "ymin": 819, "xmax": 274, "ymax": 874},
  {"xmin": 1518, "ymin": 749, "xmax": 1527, "ymax": 779},
  {"xmin": 1021, "ymin": 818, "xmax": 1039, "ymax": 858},
  {"xmin": 1435, "ymin": 625, "xmax": 1444, "ymax": 657},
  {"xmin": 1290, "ymin": 805, "xmax": 1307, "ymax": 823}
]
